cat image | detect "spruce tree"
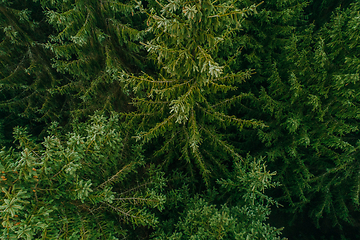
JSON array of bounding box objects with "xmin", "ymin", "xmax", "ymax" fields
[
  {"xmin": 4, "ymin": 0, "xmax": 360, "ymax": 238},
  {"xmin": 0, "ymin": 0, "xmax": 145, "ymax": 139},
  {"xmin": 0, "ymin": 112, "xmax": 165, "ymax": 239},
  {"xmin": 151, "ymin": 156, "xmax": 283, "ymax": 240},
  {"xmin": 122, "ymin": 0, "xmax": 264, "ymax": 184},
  {"xmin": 254, "ymin": 1, "xmax": 360, "ymax": 230},
  {"xmin": 208, "ymin": 0, "xmax": 309, "ymax": 156},
  {"xmin": 0, "ymin": 0, "xmax": 63, "ymax": 140},
  {"xmin": 41, "ymin": 0, "xmax": 145, "ymax": 118}
]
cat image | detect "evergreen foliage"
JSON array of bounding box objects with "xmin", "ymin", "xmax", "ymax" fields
[
  {"xmin": 0, "ymin": 113, "xmax": 166, "ymax": 239},
  {"xmin": 41, "ymin": 0, "xmax": 145, "ymax": 117},
  {"xmin": 255, "ymin": 1, "xmax": 360, "ymax": 229},
  {"xmin": 211, "ymin": 0, "xmax": 310, "ymax": 157},
  {"xmin": 151, "ymin": 156, "xmax": 283, "ymax": 240},
  {"xmin": 305, "ymin": 0, "xmax": 353, "ymax": 29},
  {"xmin": 122, "ymin": 0, "xmax": 264, "ymax": 184},
  {"xmin": 0, "ymin": 0, "xmax": 145, "ymax": 137},
  {"xmin": 1, "ymin": 0, "xmax": 360, "ymax": 239},
  {"xmin": 0, "ymin": 0, "xmax": 62, "ymax": 139}
]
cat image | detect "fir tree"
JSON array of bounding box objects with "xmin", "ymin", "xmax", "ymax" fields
[{"xmin": 3, "ymin": 0, "xmax": 360, "ymax": 238}]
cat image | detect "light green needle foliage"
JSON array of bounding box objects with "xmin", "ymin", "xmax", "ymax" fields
[
  {"xmin": 122, "ymin": 0, "xmax": 265, "ymax": 184},
  {"xmin": 2, "ymin": 0, "xmax": 360, "ymax": 238},
  {"xmin": 0, "ymin": 112, "xmax": 166, "ymax": 239},
  {"xmin": 152, "ymin": 156, "xmax": 283, "ymax": 240}
]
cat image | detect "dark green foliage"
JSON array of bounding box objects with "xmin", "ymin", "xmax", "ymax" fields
[
  {"xmin": 1, "ymin": 0, "xmax": 360, "ymax": 238},
  {"xmin": 255, "ymin": 1, "xmax": 360, "ymax": 228},
  {"xmin": 41, "ymin": 0, "xmax": 145, "ymax": 117},
  {"xmin": 0, "ymin": 0, "xmax": 145, "ymax": 137},
  {"xmin": 214, "ymin": 0, "xmax": 310, "ymax": 156},
  {"xmin": 305, "ymin": 0, "xmax": 353, "ymax": 29},
  {"xmin": 0, "ymin": 0, "xmax": 64, "ymax": 133}
]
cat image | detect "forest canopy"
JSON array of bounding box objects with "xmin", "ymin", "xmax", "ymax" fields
[{"xmin": 0, "ymin": 0, "xmax": 359, "ymax": 239}]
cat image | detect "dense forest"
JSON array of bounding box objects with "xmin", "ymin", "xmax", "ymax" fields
[{"xmin": 1, "ymin": 0, "xmax": 360, "ymax": 239}]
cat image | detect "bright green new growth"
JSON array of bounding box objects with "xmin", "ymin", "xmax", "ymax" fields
[
  {"xmin": 0, "ymin": 113, "xmax": 166, "ymax": 239},
  {"xmin": 152, "ymin": 156, "xmax": 283, "ymax": 240},
  {"xmin": 1, "ymin": 0, "xmax": 360, "ymax": 239},
  {"xmin": 122, "ymin": 0, "xmax": 265, "ymax": 183}
]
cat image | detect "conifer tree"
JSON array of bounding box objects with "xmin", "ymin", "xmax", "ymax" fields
[
  {"xmin": 305, "ymin": 0, "xmax": 353, "ymax": 29},
  {"xmin": 41, "ymin": 0, "xmax": 145, "ymax": 118},
  {"xmin": 151, "ymin": 156, "xmax": 284, "ymax": 240},
  {"xmin": 221, "ymin": 0, "xmax": 308, "ymax": 79},
  {"xmin": 254, "ymin": 2, "xmax": 360, "ymax": 229},
  {"xmin": 0, "ymin": 112, "xmax": 165, "ymax": 239},
  {"xmin": 4, "ymin": 0, "xmax": 360, "ymax": 238},
  {"xmin": 0, "ymin": 0, "xmax": 145, "ymax": 139},
  {"xmin": 206, "ymin": 0, "xmax": 309, "ymax": 155},
  {"xmin": 122, "ymin": 0, "xmax": 264, "ymax": 184},
  {"xmin": 0, "ymin": 0, "xmax": 63, "ymax": 138}
]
